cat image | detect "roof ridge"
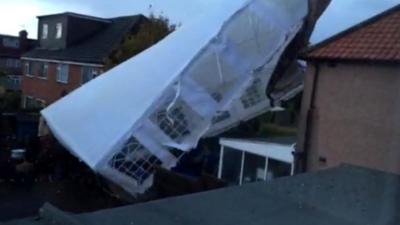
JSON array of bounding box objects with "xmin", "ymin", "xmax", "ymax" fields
[
  {"xmin": 108, "ymin": 14, "xmax": 144, "ymax": 20},
  {"xmin": 304, "ymin": 3, "xmax": 400, "ymax": 57},
  {"xmin": 38, "ymin": 12, "xmax": 112, "ymax": 23}
]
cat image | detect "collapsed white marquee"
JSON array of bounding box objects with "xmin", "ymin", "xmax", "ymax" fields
[{"xmin": 41, "ymin": 0, "xmax": 308, "ymax": 195}]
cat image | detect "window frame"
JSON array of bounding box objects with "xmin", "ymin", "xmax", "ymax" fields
[
  {"xmin": 25, "ymin": 62, "xmax": 34, "ymax": 77},
  {"xmin": 55, "ymin": 23, "xmax": 63, "ymax": 39},
  {"xmin": 81, "ymin": 66, "xmax": 97, "ymax": 84},
  {"xmin": 2, "ymin": 37, "xmax": 19, "ymax": 48},
  {"xmin": 38, "ymin": 62, "xmax": 48, "ymax": 79},
  {"xmin": 42, "ymin": 24, "xmax": 48, "ymax": 39},
  {"xmin": 56, "ymin": 64, "xmax": 69, "ymax": 84}
]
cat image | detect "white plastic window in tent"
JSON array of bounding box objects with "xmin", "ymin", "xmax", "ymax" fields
[
  {"xmin": 212, "ymin": 111, "xmax": 231, "ymax": 125},
  {"xmin": 56, "ymin": 23, "xmax": 63, "ymax": 39},
  {"xmin": 109, "ymin": 137, "xmax": 162, "ymax": 185},
  {"xmin": 150, "ymin": 98, "xmax": 202, "ymax": 143},
  {"xmin": 240, "ymin": 78, "xmax": 263, "ymax": 109},
  {"xmin": 56, "ymin": 64, "xmax": 69, "ymax": 83},
  {"xmin": 42, "ymin": 24, "xmax": 48, "ymax": 39}
]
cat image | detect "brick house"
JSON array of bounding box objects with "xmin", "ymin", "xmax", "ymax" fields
[
  {"xmin": 297, "ymin": 5, "xmax": 400, "ymax": 174},
  {"xmin": 0, "ymin": 31, "xmax": 36, "ymax": 91},
  {"xmin": 21, "ymin": 12, "xmax": 146, "ymax": 108}
]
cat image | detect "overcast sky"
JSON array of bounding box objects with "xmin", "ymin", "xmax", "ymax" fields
[{"xmin": 0, "ymin": 0, "xmax": 399, "ymax": 43}]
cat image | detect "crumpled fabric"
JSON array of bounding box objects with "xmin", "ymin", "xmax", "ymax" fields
[{"xmin": 42, "ymin": 0, "xmax": 310, "ymax": 195}]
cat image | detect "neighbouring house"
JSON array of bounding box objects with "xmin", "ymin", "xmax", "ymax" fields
[
  {"xmin": 0, "ymin": 31, "xmax": 36, "ymax": 92},
  {"xmin": 297, "ymin": 5, "xmax": 400, "ymax": 174},
  {"xmin": 21, "ymin": 12, "xmax": 147, "ymax": 109}
]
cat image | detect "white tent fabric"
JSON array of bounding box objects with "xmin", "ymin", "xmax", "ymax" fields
[{"xmin": 42, "ymin": 0, "xmax": 308, "ymax": 195}]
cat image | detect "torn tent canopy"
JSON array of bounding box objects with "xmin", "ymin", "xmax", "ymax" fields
[{"xmin": 41, "ymin": 0, "xmax": 308, "ymax": 195}]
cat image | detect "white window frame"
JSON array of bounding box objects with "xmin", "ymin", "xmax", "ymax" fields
[
  {"xmin": 38, "ymin": 62, "xmax": 48, "ymax": 79},
  {"xmin": 6, "ymin": 59, "xmax": 13, "ymax": 67},
  {"xmin": 23, "ymin": 96, "xmax": 34, "ymax": 109},
  {"xmin": 56, "ymin": 64, "xmax": 69, "ymax": 84},
  {"xmin": 81, "ymin": 67, "xmax": 97, "ymax": 84},
  {"xmin": 36, "ymin": 98, "xmax": 46, "ymax": 108},
  {"xmin": 56, "ymin": 23, "xmax": 63, "ymax": 39},
  {"xmin": 42, "ymin": 24, "xmax": 48, "ymax": 39},
  {"xmin": 25, "ymin": 62, "xmax": 34, "ymax": 77},
  {"xmin": 2, "ymin": 37, "xmax": 19, "ymax": 48}
]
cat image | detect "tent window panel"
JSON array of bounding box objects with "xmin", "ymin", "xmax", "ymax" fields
[
  {"xmin": 109, "ymin": 137, "xmax": 162, "ymax": 185},
  {"xmin": 212, "ymin": 111, "xmax": 231, "ymax": 124},
  {"xmin": 187, "ymin": 49, "xmax": 242, "ymax": 104},
  {"xmin": 240, "ymin": 78, "xmax": 263, "ymax": 109},
  {"xmin": 151, "ymin": 99, "xmax": 202, "ymax": 143}
]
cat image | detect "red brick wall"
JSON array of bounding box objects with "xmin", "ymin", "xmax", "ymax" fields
[{"xmin": 21, "ymin": 61, "xmax": 102, "ymax": 105}]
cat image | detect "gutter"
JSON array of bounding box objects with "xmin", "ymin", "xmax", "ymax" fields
[
  {"xmin": 294, "ymin": 62, "xmax": 320, "ymax": 173},
  {"xmin": 21, "ymin": 57, "xmax": 104, "ymax": 68}
]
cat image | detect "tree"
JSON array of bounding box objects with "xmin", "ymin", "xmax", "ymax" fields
[{"xmin": 105, "ymin": 14, "xmax": 176, "ymax": 69}]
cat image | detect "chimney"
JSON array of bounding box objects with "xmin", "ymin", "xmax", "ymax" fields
[
  {"xmin": 19, "ymin": 30, "xmax": 28, "ymax": 40},
  {"xmin": 19, "ymin": 30, "xmax": 28, "ymax": 50}
]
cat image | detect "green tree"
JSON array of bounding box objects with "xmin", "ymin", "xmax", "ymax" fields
[{"xmin": 105, "ymin": 14, "xmax": 176, "ymax": 69}]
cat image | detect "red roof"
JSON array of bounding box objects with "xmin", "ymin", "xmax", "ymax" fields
[{"xmin": 305, "ymin": 4, "xmax": 400, "ymax": 62}]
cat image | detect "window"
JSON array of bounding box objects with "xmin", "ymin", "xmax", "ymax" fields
[
  {"xmin": 212, "ymin": 111, "xmax": 231, "ymax": 124},
  {"xmin": 2, "ymin": 38, "xmax": 19, "ymax": 48},
  {"xmin": 25, "ymin": 62, "xmax": 34, "ymax": 76},
  {"xmin": 6, "ymin": 59, "xmax": 20, "ymax": 68},
  {"xmin": 81, "ymin": 67, "xmax": 97, "ymax": 84},
  {"xmin": 38, "ymin": 63, "xmax": 48, "ymax": 78},
  {"xmin": 56, "ymin": 64, "xmax": 69, "ymax": 83},
  {"xmin": 8, "ymin": 75, "xmax": 21, "ymax": 88},
  {"xmin": 151, "ymin": 103, "xmax": 191, "ymax": 142},
  {"xmin": 240, "ymin": 78, "xmax": 263, "ymax": 109},
  {"xmin": 56, "ymin": 23, "xmax": 62, "ymax": 39},
  {"xmin": 42, "ymin": 24, "xmax": 48, "ymax": 39},
  {"xmin": 24, "ymin": 96, "xmax": 46, "ymax": 109},
  {"xmin": 109, "ymin": 137, "xmax": 162, "ymax": 185}
]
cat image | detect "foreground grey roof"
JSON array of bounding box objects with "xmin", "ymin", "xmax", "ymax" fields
[
  {"xmin": 23, "ymin": 15, "xmax": 145, "ymax": 64},
  {"xmin": 4, "ymin": 165, "xmax": 400, "ymax": 225}
]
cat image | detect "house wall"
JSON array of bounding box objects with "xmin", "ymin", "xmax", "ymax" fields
[
  {"xmin": 38, "ymin": 15, "xmax": 108, "ymax": 49},
  {"xmin": 298, "ymin": 62, "xmax": 400, "ymax": 174},
  {"xmin": 21, "ymin": 61, "xmax": 102, "ymax": 106}
]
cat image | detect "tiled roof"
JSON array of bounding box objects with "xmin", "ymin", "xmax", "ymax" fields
[
  {"xmin": 23, "ymin": 15, "xmax": 145, "ymax": 64},
  {"xmin": 304, "ymin": 4, "xmax": 400, "ymax": 62}
]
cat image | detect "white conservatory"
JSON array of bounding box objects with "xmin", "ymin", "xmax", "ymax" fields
[{"xmin": 218, "ymin": 138, "xmax": 295, "ymax": 185}]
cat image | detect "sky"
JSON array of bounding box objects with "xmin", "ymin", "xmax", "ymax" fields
[{"xmin": 0, "ymin": 0, "xmax": 399, "ymax": 43}]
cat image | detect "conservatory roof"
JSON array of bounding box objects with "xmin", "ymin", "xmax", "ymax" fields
[{"xmin": 220, "ymin": 137, "xmax": 295, "ymax": 163}]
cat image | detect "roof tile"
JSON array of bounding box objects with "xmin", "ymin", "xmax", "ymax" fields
[{"xmin": 305, "ymin": 4, "xmax": 400, "ymax": 62}]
